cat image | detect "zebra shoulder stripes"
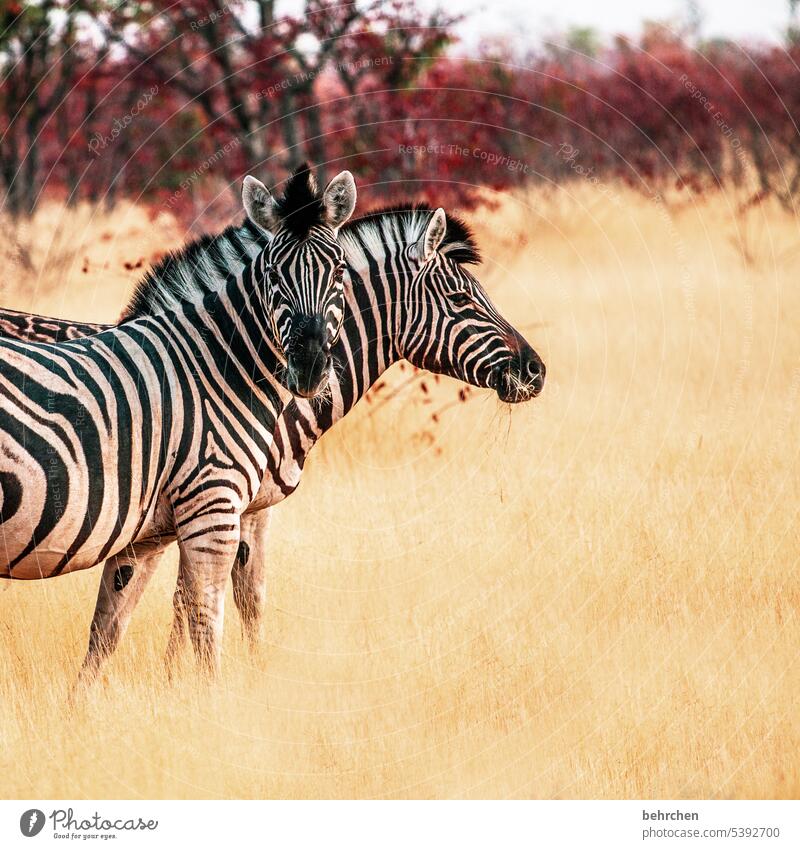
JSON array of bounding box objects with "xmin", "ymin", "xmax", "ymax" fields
[{"xmin": 0, "ymin": 164, "xmax": 357, "ymax": 674}]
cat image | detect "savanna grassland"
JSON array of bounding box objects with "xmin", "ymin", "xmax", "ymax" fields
[{"xmin": 0, "ymin": 185, "xmax": 798, "ymax": 799}]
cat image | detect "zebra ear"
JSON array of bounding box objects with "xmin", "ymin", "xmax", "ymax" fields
[
  {"xmin": 322, "ymin": 170, "xmax": 357, "ymax": 232},
  {"xmin": 418, "ymin": 207, "xmax": 447, "ymax": 261},
  {"xmin": 242, "ymin": 175, "xmax": 280, "ymax": 233}
]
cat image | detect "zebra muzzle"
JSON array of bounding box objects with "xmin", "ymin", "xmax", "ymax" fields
[
  {"xmin": 494, "ymin": 346, "xmax": 545, "ymax": 403},
  {"xmin": 284, "ymin": 315, "xmax": 333, "ymax": 398},
  {"xmin": 285, "ymin": 355, "xmax": 332, "ymax": 398}
]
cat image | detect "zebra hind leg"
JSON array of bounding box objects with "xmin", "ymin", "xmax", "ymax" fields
[
  {"xmin": 164, "ymin": 572, "xmax": 190, "ymax": 675},
  {"xmin": 77, "ymin": 545, "xmax": 165, "ymax": 688}
]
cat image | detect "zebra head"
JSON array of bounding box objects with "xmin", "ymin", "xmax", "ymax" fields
[
  {"xmin": 243, "ymin": 164, "xmax": 356, "ymax": 398},
  {"xmin": 401, "ymin": 207, "xmax": 545, "ymax": 403}
]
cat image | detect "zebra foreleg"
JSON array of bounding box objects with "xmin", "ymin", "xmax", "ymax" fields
[
  {"xmin": 78, "ymin": 543, "xmax": 167, "ymax": 686},
  {"xmin": 176, "ymin": 516, "xmax": 241, "ymax": 676},
  {"xmin": 231, "ymin": 508, "xmax": 272, "ymax": 650},
  {"xmin": 164, "ymin": 508, "xmax": 272, "ymax": 668}
]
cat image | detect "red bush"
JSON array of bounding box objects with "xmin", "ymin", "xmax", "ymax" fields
[{"xmin": 2, "ymin": 2, "xmax": 799, "ymax": 219}]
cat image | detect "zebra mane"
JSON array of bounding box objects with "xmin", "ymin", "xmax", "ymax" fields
[
  {"xmin": 121, "ymin": 199, "xmax": 479, "ymax": 322},
  {"xmin": 272, "ymin": 162, "xmax": 327, "ymax": 239},
  {"xmin": 122, "ymin": 216, "xmax": 268, "ymax": 321},
  {"xmin": 342, "ymin": 203, "xmax": 481, "ymax": 265}
]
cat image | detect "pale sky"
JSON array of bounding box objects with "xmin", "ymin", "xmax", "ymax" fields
[{"xmin": 418, "ymin": 0, "xmax": 792, "ymax": 49}]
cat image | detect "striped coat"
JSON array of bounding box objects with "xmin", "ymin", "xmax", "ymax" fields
[
  {"xmin": 0, "ymin": 199, "xmax": 544, "ymax": 676},
  {"xmin": 0, "ymin": 164, "xmax": 357, "ymax": 673}
]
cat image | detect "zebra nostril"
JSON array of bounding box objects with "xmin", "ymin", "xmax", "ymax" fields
[{"xmin": 518, "ymin": 347, "xmax": 545, "ymax": 392}]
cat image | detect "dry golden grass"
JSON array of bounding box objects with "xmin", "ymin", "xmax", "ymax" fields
[{"xmin": 0, "ymin": 185, "xmax": 798, "ymax": 799}]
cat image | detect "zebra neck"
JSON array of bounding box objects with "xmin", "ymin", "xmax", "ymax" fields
[
  {"xmin": 202, "ymin": 269, "xmax": 285, "ymax": 389},
  {"xmin": 125, "ymin": 269, "xmax": 287, "ymax": 430},
  {"xmin": 322, "ymin": 246, "xmax": 411, "ymax": 426}
]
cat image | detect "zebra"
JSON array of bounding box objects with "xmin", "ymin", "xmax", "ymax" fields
[
  {"xmin": 0, "ymin": 164, "xmax": 358, "ymax": 676},
  {"xmin": 0, "ymin": 198, "xmax": 545, "ymax": 678}
]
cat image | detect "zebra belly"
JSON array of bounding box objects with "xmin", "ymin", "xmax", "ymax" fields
[{"xmin": 0, "ymin": 434, "xmax": 148, "ymax": 579}]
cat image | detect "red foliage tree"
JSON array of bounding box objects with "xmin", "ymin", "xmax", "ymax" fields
[{"xmin": 2, "ymin": 2, "xmax": 800, "ymax": 220}]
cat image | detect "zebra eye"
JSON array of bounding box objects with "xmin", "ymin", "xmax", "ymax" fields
[
  {"xmin": 333, "ymin": 265, "xmax": 345, "ymax": 283},
  {"xmin": 448, "ymin": 292, "xmax": 472, "ymax": 308}
]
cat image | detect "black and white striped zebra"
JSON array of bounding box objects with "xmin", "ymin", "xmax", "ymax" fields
[
  {"xmin": 0, "ymin": 165, "xmax": 357, "ymax": 674},
  {"xmin": 0, "ymin": 196, "xmax": 544, "ymax": 677}
]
